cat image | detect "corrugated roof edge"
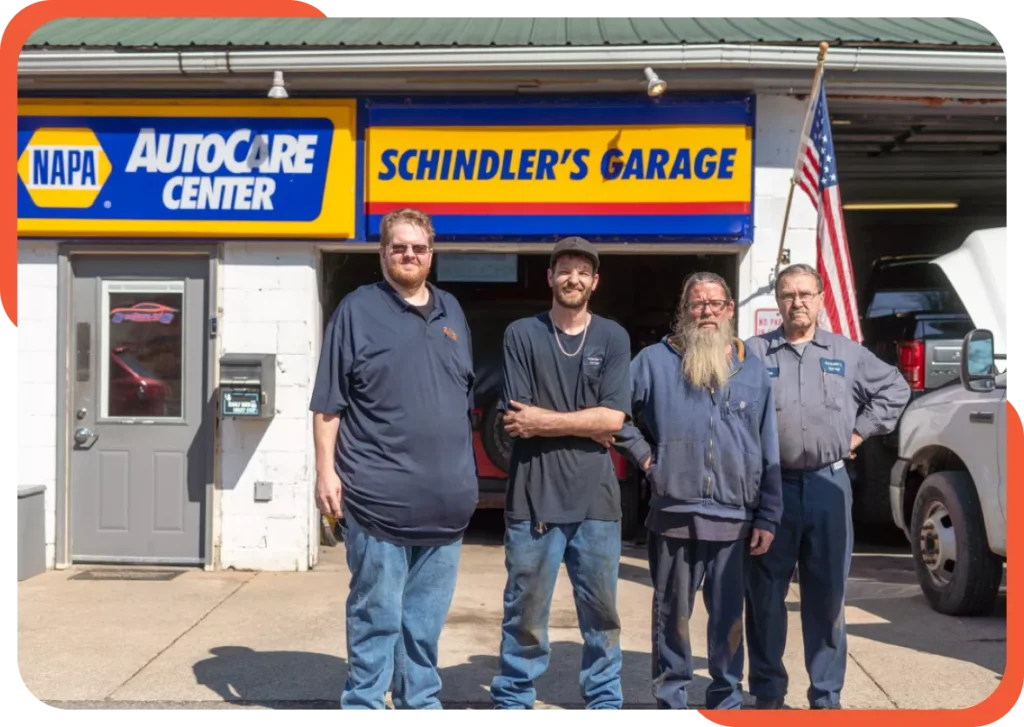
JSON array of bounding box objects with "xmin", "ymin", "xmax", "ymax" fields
[{"xmin": 20, "ymin": 38, "xmax": 1001, "ymax": 51}]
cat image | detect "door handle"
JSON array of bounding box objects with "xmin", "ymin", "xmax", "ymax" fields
[
  {"xmin": 970, "ymin": 412, "xmax": 995, "ymax": 424},
  {"xmin": 73, "ymin": 427, "xmax": 98, "ymax": 448}
]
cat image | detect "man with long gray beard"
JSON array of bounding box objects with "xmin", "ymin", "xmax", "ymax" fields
[
  {"xmin": 490, "ymin": 237, "xmax": 632, "ymax": 710},
  {"xmin": 310, "ymin": 208, "xmax": 477, "ymax": 709},
  {"xmin": 613, "ymin": 272, "xmax": 782, "ymax": 710}
]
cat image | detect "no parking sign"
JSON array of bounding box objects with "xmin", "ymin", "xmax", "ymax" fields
[{"xmin": 754, "ymin": 308, "xmax": 783, "ymax": 335}]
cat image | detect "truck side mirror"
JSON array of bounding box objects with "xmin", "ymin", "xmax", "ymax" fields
[{"xmin": 961, "ymin": 329, "xmax": 996, "ymax": 393}]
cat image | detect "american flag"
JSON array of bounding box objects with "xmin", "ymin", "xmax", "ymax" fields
[{"xmin": 796, "ymin": 80, "xmax": 863, "ymax": 342}]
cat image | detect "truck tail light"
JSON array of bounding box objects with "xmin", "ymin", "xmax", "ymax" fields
[{"xmin": 897, "ymin": 340, "xmax": 925, "ymax": 391}]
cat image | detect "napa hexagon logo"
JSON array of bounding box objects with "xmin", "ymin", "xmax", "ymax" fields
[{"xmin": 17, "ymin": 128, "xmax": 112, "ymax": 209}]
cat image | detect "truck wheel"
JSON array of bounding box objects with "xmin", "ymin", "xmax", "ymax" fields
[
  {"xmin": 909, "ymin": 471, "xmax": 1003, "ymax": 616},
  {"xmin": 481, "ymin": 401, "xmax": 512, "ymax": 474}
]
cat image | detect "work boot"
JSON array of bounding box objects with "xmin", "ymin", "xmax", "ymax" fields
[{"xmin": 754, "ymin": 697, "xmax": 786, "ymax": 709}]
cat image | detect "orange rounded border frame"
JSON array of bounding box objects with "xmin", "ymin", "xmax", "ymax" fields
[{"xmin": 3, "ymin": 3, "xmax": 1019, "ymax": 722}]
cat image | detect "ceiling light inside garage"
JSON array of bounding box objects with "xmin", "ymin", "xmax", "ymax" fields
[{"xmin": 843, "ymin": 201, "xmax": 959, "ymax": 210}]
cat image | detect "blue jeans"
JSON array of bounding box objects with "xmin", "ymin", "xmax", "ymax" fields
[
  {"xmin": 490, "ymin": 518, "xmax": 623, "ymax": 709},
  {"xmin": 745, "ymin": 463, "xmax": 854, "ymax": 708},
  {"xmin": 649, "ymin": 533, "xmax": 748, "ymax": 710},
  {"xmin": 341, "ymin": 515, "xmax": 462, "ymax": 709}
]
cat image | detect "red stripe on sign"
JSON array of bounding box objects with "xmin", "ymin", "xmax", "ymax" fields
[{"xmin": 366, "ymin": 202, "xmax": 751, "ymax": 216}]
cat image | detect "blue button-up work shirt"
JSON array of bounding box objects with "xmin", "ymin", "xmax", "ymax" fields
[{"xmin": 744, "ymin": 326, "xmax": 911, "ymax": 471}]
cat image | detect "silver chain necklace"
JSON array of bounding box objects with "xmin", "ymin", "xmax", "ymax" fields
[{"xmin": 553, "ymin": 313, "xmax": 591, "ymax": 357}]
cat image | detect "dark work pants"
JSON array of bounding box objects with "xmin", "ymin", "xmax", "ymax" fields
[
  {"xmin": 648, "ymin": 533, "xmax": 748, "ymax": 710},
  {"xmin": 745, "ymin": 463, "xmax": 854, "ymax": 708}
]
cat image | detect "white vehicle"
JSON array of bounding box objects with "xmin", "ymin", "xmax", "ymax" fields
[{"xmin": 890, "ymin": 227, "xmax": 1007, "ymax": 616}]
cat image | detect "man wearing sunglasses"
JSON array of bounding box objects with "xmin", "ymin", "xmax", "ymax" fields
[{"xmin": 310, "ymin": 208, "xmax": 477, "ymax": 709}]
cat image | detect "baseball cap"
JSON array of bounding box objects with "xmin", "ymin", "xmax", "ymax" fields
[{"xmin": 550, "ymin": 236, "xmax": 600, "ymax": 272}]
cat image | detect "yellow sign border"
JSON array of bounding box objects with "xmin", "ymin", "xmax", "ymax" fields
[{"xmin": 17, "ymin": 98, "xmax": 357, "ymax": 239}]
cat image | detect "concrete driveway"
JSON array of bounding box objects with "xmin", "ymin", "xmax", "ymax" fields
[{"xmin": 19, "ymin": 516, "xmax": 1006, "ymax": 710}]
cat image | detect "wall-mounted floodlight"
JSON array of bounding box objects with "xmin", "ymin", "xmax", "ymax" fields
[
  {"xmin": 267, "ymin": 71, "xmax": 288, "ymax": 99},
  {"xmin": 644, "ymin": 67, "xmax": 667, "ymax": 97}
]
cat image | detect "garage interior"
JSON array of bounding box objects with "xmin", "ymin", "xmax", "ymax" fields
[{"xmin": 828, "ymin": 96, "xmax": 1006, "ymax": 293}]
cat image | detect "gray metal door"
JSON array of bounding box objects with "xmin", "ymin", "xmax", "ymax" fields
[{"xmin": 69, "ymin": 255, "xmax": 210, "ymax": 564}]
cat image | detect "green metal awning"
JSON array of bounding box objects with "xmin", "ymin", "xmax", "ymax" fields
[{"xmin": 24, "ymin": 17, "xmax": 1000, "ymax": 51}]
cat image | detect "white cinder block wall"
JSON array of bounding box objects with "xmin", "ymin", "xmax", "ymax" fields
[
  {"xmin": 217, "ymin": 242, "xmax": 320, "ymax": 571},
  {"xmin": 737, "ymin": 94, "xmax": 819, "ymax": 339},
  {"xmin": 18, "ymin": 241, "xmax": 60, "ymax": 569}
]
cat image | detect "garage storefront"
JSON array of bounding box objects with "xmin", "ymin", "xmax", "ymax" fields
[{"xmin": 16, "ymin": 18, "xmax": 1004, "ymax": 571}]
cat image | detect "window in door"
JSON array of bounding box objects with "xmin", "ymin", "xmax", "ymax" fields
[{"xmin": 99, "ymin": 280, "xmax": 185, "ymax": 420}]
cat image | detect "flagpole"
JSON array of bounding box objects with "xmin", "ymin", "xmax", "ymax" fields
[{"xmin": 773, "ymin": 41, "xmax": 830, "ymax": 281}]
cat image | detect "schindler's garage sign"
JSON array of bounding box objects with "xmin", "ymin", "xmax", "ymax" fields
[
  {"xmin": 17, "ymin": 100, "xmax": 357, "ymax": 238},
  {"xmin": 364, "ymin": 96, "xmax": 754, "ymax": 240}
]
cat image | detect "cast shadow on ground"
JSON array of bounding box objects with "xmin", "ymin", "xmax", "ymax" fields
[
  {"xmin": 783, "ymin": 553, "xmax": 1007, "ymax": 676},
  {"xmin": 191, "ymin": 642, "xmax": 712, "ymax": 709}
]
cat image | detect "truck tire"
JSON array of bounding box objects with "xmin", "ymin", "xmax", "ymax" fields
[
  {"xmin": 481, "ymin": 401, "xmax": 512, "ymax": 474},
  {"xmin": 909, "ymin": 471, "xmax": 1003, "ymax": 616}
]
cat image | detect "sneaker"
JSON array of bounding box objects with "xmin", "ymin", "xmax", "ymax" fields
[
  {"xmin": 810, "ymin": 702, "xmax": 841, "ymax": 710},
  {"xmin": 754, "ymin": 697, "xmax": 786, "ymax": 709}
]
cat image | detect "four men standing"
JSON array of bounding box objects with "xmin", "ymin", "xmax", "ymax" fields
[{"xmin": 311, "ymin": 209, "xmax": 911, "ymax": 710}]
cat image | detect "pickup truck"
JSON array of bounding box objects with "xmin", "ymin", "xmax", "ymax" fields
[
  {"xmin": 851, "ymin": 254, "xmax": 974, "ymax": 525},
  {"xmin": 890, "ymin": 228, "xmax": 1007, "ymax": 616}
]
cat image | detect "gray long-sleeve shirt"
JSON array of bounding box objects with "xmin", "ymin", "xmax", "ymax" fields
[{"xmin": 744, "ymin": 326, "xmax": 911, "ymax": 471}]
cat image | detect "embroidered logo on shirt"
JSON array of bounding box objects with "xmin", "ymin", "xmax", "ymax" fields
[
  {"xmin": 443, "ymin": 326, "xmax": 458, "ymax": 342},
  {"xmin": 820, "ymin": 358, "xmax": 846, "ymax": 376},
  {"xmin": 767, "ymin": 367, "xmax": 780, "ymax": 378}
]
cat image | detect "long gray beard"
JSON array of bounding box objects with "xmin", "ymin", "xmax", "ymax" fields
[{"xmin": 677, "ymin": 318, "xmax": 735, "ymax": 391}]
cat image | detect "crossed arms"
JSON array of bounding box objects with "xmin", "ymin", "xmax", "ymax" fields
[
  {"xmin": 501, "ymin": 323, "xmax": 630, "ymax": 441},
  {"xmin": 503, "ymin": 399, "xmax": 625, "ymax": 439}
]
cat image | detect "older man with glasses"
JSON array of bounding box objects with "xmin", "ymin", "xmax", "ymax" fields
[
  {"xmin": 743, "ymin": 263, "xmax": 910, "ymax": 710},
  {"xmin": 310, "ymin": 208, "xmax": 478, "ymax": 710}
]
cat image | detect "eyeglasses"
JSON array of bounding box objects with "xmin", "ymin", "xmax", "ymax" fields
[
  {"xmin": 687, "ymin": 300, "xmax": 728, "ymax": 313},
  {"xmin": 389, "ymin": 243, "xmax": 432, "ymax": 256},
  {"xmin": 778, "ymin": 292, "xmax": 820, "ymax": 304}
]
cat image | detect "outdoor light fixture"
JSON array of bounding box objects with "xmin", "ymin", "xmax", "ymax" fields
[
  {"xmin": 267, "ymin": 70, "xmax": 288, "ymax": 99},
  {"xmin": 644, "ymin": 67, "xmax": 667, "ymax": 97},
  {"xmin": 842, "ymin": 201, "xmax": 960, "ymax": 210}
]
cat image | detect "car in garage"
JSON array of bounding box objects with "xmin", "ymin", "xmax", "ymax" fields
[{"xmin": 889, "ymin": 228, "xmax": 1006, "ymax": 616}]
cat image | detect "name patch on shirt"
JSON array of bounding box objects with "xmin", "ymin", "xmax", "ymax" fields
[
  {"xmin": 820, "ymin": 358, "xmax": 846, "ymax": 376},
  {"xmin": 767, "ymin": 367, "xmax": 780, "ymax": 378}
]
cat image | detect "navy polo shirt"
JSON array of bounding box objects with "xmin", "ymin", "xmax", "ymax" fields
[{"xmin": 309, "ymin": 281, "xmax": 478, "ymax": 546}]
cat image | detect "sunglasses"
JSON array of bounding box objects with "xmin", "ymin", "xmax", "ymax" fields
[{"xmin": 389, "ymin": 243, "xmax": 432, "ymax": 256}]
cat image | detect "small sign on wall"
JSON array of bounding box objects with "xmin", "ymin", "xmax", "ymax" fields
[{"xmin": 754, "ymin": 308, "xmax": 783, "ymax": 335}]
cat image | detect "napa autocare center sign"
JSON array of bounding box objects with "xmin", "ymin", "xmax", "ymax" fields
[
  {"xmin": 17, "ymin": 100, "xmax": 357, "ymax": 238},
  {"xmin": 364, "ymin": 97, "xmax": 754, "ymax": 239}
]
